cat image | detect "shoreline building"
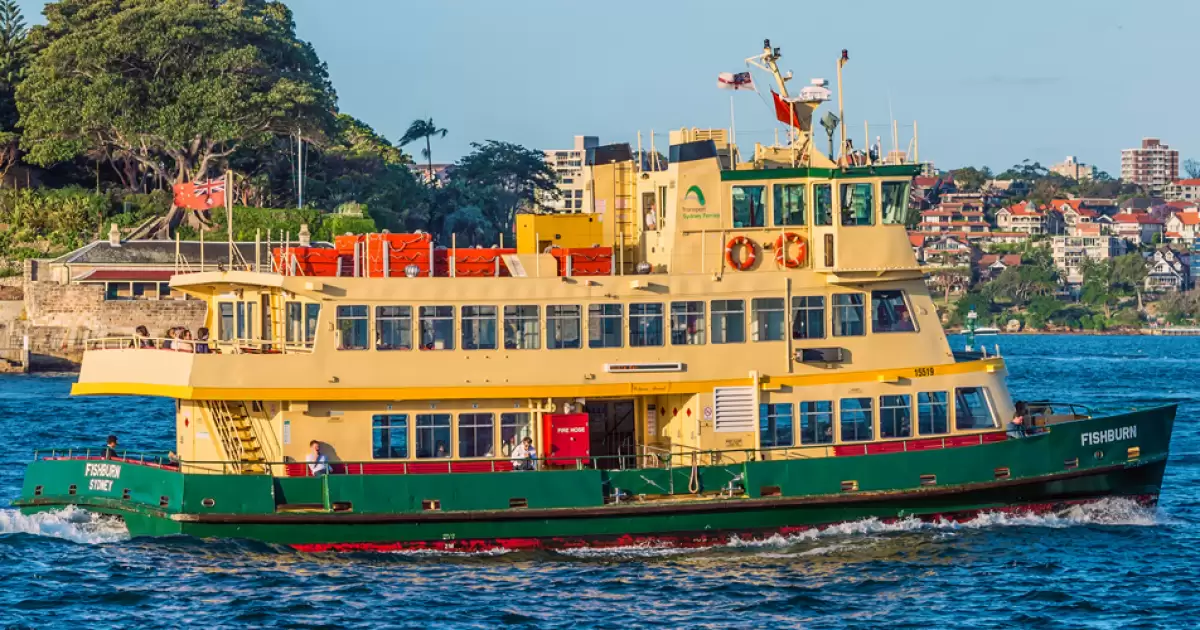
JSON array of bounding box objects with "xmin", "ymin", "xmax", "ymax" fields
[
  {"xmin": 1121, "ymin": 138, "xmax": 1179, "ymax": 196},
  {"xmin": 542, "ymin": 135, "xmax": 599, "ymax": 213},
  {"xmin": 1050, "ymin": 156, "xmax": 1096, "ymax": 181}
]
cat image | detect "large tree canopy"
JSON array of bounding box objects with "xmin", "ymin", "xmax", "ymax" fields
[{"xmin": 18, "ymin": 0, "xmax": 336, "ymax": 185}]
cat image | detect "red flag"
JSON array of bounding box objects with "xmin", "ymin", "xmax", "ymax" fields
[
  {"xmin": 172, "ymin": 178, "xmax": 227, "ymax": 210},
  {"xmin": 772, "ymin": 90, "xmax": 801, "ymax": 129}
]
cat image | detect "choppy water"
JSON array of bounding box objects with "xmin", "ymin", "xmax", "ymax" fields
[{"xmin": 0, "ymin": 334, "xmax": 1197, "ymax": 628}]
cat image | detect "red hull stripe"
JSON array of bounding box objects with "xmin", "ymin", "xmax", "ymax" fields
[
  {"xmin": 834, "ymin": 431, "xmax": 1007, "ymax": 457},
  {"xmin": 290, "ymin": 494, "xmax": 1156, "ymax": 554}
]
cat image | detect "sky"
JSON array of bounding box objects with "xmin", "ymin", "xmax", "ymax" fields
[{"xmin": 15, "ymin": 0, "xmax": 1200, "ymax": 175}]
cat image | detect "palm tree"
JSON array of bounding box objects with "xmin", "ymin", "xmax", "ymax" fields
[{"xmin": 398, "ymin": 118, "xmax": 448, "ymax": 184}]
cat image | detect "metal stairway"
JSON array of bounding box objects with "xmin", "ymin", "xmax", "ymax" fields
[{"xmin": 206, "ymin": 401, "xmax": 267, "ymax": 474}]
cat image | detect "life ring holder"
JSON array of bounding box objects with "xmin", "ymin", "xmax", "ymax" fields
[
  {"xmin": 725, "ymin": 236, "xmax": 757, "ymax": 271},
  {"xmin": 774, "ymin": 232, "xmax": 807, "ymax": 268}
]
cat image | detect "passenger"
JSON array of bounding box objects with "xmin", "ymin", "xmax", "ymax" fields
[
  {"xmin": 195, "ymin": 328, "xmax": 211, "ymax": 354},
  {"xmin": 511, "ymin": 437, "xmax": 536, "ymax": 471},
  {"xmin": 162, "ymin": 328, "xmax": 176, "ymax": 350},
  {"xmin": 1008, "ymin": 402, "xmax": 1028, "ymax": 438},
  {"xmin": 895, "ymin": 309, "xmax": 915, "ymax": 332},
  {"xmin": 134, "ymin": 325, "xmax": 153, "ymax": 349},
  {"xmin": 306, "ymin": 440, "xmax": 329, "ymax": 476},
  {"xmin": 103, "ymin": 435, "xmax": 119, "ymax": 460},
  {"xmin": 435, "ymin": 441, "xmax": 448, "ymax": 458},
  {"xmin": 174, "ymin": 329, "xmax": 194, "ymax": 353}
]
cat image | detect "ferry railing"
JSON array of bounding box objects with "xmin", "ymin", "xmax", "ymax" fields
[
  {"xmin": 33, "ymin": 448, "xmax": 178, "ymax": 468},
  {"xmin": 83, "ymin": 336, "xmax": 313, "ymax": 355}
]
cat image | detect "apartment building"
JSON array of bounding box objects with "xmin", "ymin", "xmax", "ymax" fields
[
  {"xmin": 1051, "ymin": 235, "xmax": 1126, "ymax": 284},
  {"xmin": 1050, "ymin": 156, "xmax": 1096, "ymax": 181},
  {"xmin": 542, "ymin": 135, "xmax": 599, "ymax": 213},
  {"xmin": 1121, "ymin": 138, "xmax": 1179, "ymax": 196}
]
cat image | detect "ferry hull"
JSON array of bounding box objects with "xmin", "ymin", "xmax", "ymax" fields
[{"xmin": 16, "ymin": 406, "xmax": 1175, "ymax": 550}]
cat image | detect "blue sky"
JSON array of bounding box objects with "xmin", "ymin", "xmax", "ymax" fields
[{"xmin": 17, "ymin": 0, "xmax": 1200, "ymax": 175}]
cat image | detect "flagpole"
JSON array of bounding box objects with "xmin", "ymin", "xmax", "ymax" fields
[
  {"xmin": 226, "ymin": 169, "xmax": 233, "ymax": 267},
  {"xmin": 729, "ymin": 94, "xmax": 736, "ymax": 169}
]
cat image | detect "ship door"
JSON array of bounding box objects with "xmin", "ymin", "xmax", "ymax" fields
[{"xmin": 586, "ymin": 399, "xmax": 636, "ymax": 469}]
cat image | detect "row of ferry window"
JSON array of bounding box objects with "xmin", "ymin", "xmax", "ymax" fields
[
  {"xmin": 758, "ymin": 387, "xmax": 997, "ymax": 448},
  {"xmin": 370, "ymin": 412, "xmax": 534, "ymax": 460},
  {"xmin": 730, "ymin": 180, "xmax": 912, "ymax": 229},
  {"xmin": 305, "ymin": 290, "xmax": 916, "ymax": 351}
]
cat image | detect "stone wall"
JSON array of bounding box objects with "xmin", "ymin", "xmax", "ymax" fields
[{"xmin": 23, "ymin": 281, "xmax": 206, "ymax": 339}]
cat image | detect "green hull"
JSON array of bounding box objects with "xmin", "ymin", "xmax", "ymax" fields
[{"xmin": 16, "ymin": 406, "xmax": 1175, "ymax": 551}]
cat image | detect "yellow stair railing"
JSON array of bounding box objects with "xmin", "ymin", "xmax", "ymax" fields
[{"xmin": 205, "ymin": 401, "xmax": 267, "ymax": 474}]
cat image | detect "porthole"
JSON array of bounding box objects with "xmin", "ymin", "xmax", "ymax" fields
[
  {"xmin": 68, "ymin": 484, "xmax": 77, "ymax": 495},
  {"xmin": 201, "ymin": 498, "xmax": 216, "ymax": 508},
  {"xmin": 1094, "ymin": 450, "xmax": 1104, "ymax": 460}
]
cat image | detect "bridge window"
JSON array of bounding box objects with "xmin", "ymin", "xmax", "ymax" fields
[
  {"xmin": 235, "ymin": 301, "xmax": 255, "ymax": 340},
  {"xmin": 955, "ymin": 387, "xmax": 997, "ymax": 430},
  {"xmin": 840, "ymin": 182, "xmax": 875, "ymax": 226},
  {"xmin": 751, "ymin": 298, "xmax": 786, "ymax": 341},
  {"xmin": 629, "ymin": 303, "xmax": 664, "ymax": 347},
  {"xmin": 711, "ymin": 299, "xmax": 746, "ymax": 344},
  {"xmin": 462, "ymin": 306, "xmax": 497, "ymax": 350},
  {"xmin": 918, "ymin": 391, "xmax": 950, "ymax": 435},
  {"xmin": 732, "ymin": 185, "xmax": 766, "ymax": 228},
  {"xmin": 218, "ymin": 302, "xmax": 235, "ymax": 341},
  {"xmin": 791, "ymin": 296, "xmax": 826, "ymax": 339},
  {"xmin": 415, "ymin": 413, "xmax": 452, "ymax": 458},
  {"xmin": 547, "ymin": 305, "xmax": 582, "ymax": 349},
  {"xmin": 285, "ymin": 302, "xmax": 320, "ymax": 347},
  {"xmin": 336, "ymin": 305, "xmax": 369, "ymax": 350},
  {"xmin": 880, "ymin": 395, "xmax": 913, "ymax": 439},
  {"xmin": 882, "ymin": 180, "xmax": 912, "ymax": 224},
  {"xmin": 872, "ymin": 290, "xmax": 916, "ymax": 333},
  {"xmin": 670, "ymin": 301, "xmax": 705, "ymax": 345},
  {"xmin": 458, "ymin": 413, "xmax": 495, "ymax": 458},
  {"xmin": 814, "ymin": 184, "xmax": 833, "ymax": 225},
  {"xmin": 759, "ymin": 403, "xmax": 794, "ymax": 448},
  {"xmin": 500, "ymin": 413, "xmax": 533, "ymax": 457},
  {"xmin": 372, "ymin": 414, "xmax": 408, "ymax": 459},
  {"xmin": 504, "ymin": 305, "xmax": 540, "ymax": 350},
  {"xmin": 588, "ymin": 304, "xmax": 624, "ymax": 348},
  {"xmin": 799, "ymin": 401, "xmax": 834, "ymax": 445},
  {"xmin": 832, "ymin": 293, "xmax": 866, "ymax": 337},
  {"xmin": 419, "ymin": 306, "xmax": 455, "ymax": 350},
  {"xmin": 773, "ymin": 184, "xmax": 806, "ymax": 226},
  {"xmin": 839, "ymin": 397, "xmax": 874, "ymax": 442},
  {"xmin": 376, "ymin": 306, "xmax": 412, "ymax": 350}
]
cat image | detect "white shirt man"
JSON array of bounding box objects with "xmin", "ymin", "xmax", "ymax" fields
[
  {"xmin": 510, "ymin": 437, "xmax": 536, "ymax": 471},
  {"xmin": 306, "ymin": 440, "xmax": 329, "ymax": 476}
]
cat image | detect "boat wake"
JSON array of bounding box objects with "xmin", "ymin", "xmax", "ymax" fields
[{"xmin": 0, "ymin": 506, "xmax": 129, "ymax": 545}]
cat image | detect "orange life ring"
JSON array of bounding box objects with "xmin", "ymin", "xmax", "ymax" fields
[
  {"xmin": 725, "ymin": 236, "xmax": 757, "ymax": 271},
  {"xmin": 774, "ymin": 232, "xmax": 807, "ymax": 268}
]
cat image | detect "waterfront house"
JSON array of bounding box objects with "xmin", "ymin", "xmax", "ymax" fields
[
  {"xmin": 1112, "ymin": 213, "xmax": 1164, "ymax": 245},
  {"xmin": 974, "ymin": 254, "xmax": 1021, "ymax": 282},
  {"xmin": 1165, "ymin": 178, "xmax": 1200, "ymax": 202},
  {"xmin": 917, "ymin": 203, "xmax": 990, "ymax": 237},
  {"xmin": 920, "ymin": 235, "xmax": 977, "ymax": 297},
  {"xmin": 1164, "ymin": 210, "xmax": 1200, "ymax": 245},
  {"xmin": 1144, "ymin": 246, "xmax": 1191, "ymax": 293},
  {"xmin": 995, "ymin": 201, "xmax": 1064, "ymax": 235},
  {"xmin": 1051, "ymin": 234, "xmax": 1126, "ymax": 284}
]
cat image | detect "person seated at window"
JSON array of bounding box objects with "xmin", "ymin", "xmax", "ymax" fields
[
  {"xmin": 434, "ymin": 441, "xmax": 448, "ymax": 458},
  {"xmin": 894, "ymin": 308, "xmax": 915, "ymax": 332},
  {"xmin": 875, "ymin": 302, "xmax": 894, "ymax": 331},
  {"xmin": 510, "ymin": 437, "xmax": 536, "ymax": 471}
]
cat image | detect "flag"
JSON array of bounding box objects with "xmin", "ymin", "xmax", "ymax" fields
[
  {"xmin": 173, "ymin": 177, "xmax": 227, "ymax": 210},
  {"xmin": 772, "ymin": 90, "xmax": 801, "ymax": 129},
  {"xmin": 717, "ymin": 71, "xmax": 755, "ymax": 91}
]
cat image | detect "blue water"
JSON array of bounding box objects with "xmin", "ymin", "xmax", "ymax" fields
[{"xmin": 0, "ymin": 335, "xmax": 1197, "ymax": 628}]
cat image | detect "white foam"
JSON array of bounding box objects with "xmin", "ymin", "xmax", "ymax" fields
[{"xmin": 0, "ymin": 506, "xmax": 129, "ymax": 544}]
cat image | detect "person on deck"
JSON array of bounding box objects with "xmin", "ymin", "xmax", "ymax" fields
[
  {"xmin": 1008, "ymin": 402, "xmax": 1029, "ymax": 438},
  {"xmin": 195, "ymin": 328, "xmax": 211, "ymax": 354},
  {"xmin": 103, "ymin": 435, "xmax": 119, "ymax": 460},
  {"xmin": 511, "ymin": 436, "xmax": 537, "ymax": 471},
  {"xmin": 306, "ymin": 440, "xmax": 329, "ymax": 476},
  {"xmin": 133, "ymin": 325, "xmax": 152, "ymax": 349},
  {"xmin": 174, "ymin": 329, "xmax": 194, "ymax": 353}
]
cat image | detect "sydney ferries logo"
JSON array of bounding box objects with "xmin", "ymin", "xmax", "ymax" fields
[{"xmin": 682, "ymin": 185, "xmax": 718, "ymax": 220}]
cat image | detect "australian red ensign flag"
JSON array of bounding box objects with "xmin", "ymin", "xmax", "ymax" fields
[
  {"xmin": 172, "ymin": 177, "xmax": 227, "ymax": 211},
  {"xmin": 717, "ymin": 71, "xmax": 755, "ymax": 91}
]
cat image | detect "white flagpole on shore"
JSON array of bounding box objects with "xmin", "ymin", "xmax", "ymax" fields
[
  {"xmin": 226, "ymin": 170, "xmax": 233, "ymax": 267},
  {"xmin": 730, "ymin": 94, "xmax": 736, "ymax": 168}
]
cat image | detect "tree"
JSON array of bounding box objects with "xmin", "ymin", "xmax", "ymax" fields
[
  {"xmin": 398, "ymin": 118, "xmax": 448, "ymax": 184},
  {"xmin": 1080, "ymin": 253, "xmax": 1149, "ymax": 316},
  {"xmin": 949, "ymin": 166, "xmax": 990, "ymax": 192},
  {"xmin": 1186, "ymin": 159, "xmax": 1200, "ymax": 180},
  {"xmin": 448, "ymin": 140, "xmax": 558, "ymax": 239},
  {"xmin": 18, "ymin": 0, "xmax": 336, "ymax": 188},
  {"xmin": 0, "ymin": 0, "xmax": 26, "ymax": 179}
]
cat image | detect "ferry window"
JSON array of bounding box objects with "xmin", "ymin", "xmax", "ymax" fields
[
  {"xmin": 799, "ymin": 401, "xmax": 834, "ymax": 445},
  {"xmin": 751, "ymin": 298, "xmax": 786, "ymax": 342},
  {"xmin": 670, "ymin": 301, "xmax": 705, "ymax": 345},
  {"xmin": 547, "ymin": 305, "xmax": 582, "ymax": 349},
  {"xmin": 832, "ymin": 293, "xmax": 866, "ymax": 337},
  {"xmin": 759, "ymin": 403, "xmax": 794, "ymax": 448},
  {"xmin": 839, "ymin": 397, "xmax": 874, "ymax": 442},
  {"xmin": 419, "ymin": 306, "xmax": 455, "ymax": 350},
  {"xmin": 588, "ymin": 304, "xmax": 624, "ymax": 348},
  {"xmin": 504, "ymin": 305, "xmax": 540, "ymax": 350},
  {"xmin": 882, "ymin": 180, "xmax": 912, "ymax": 225},
  {"xmin": 710, "ymin": 299, "xmax": 746, "ymax": 344},
  {"xmin": 415, "ymin": 413, "xmax": 452, "ymax": 458},
  {"xmin": 872, "ymin": 290, "xmax": 916, "ymax": 333},
  {"xmin": 236, "ymin": 302, "xmax": 253, "ymax": 339},
  {"xmin": 814, "ymin": 184, "xmax": 833, "ymax": 226},
  {"xmin": 955, "ymin": 387, "xmax": 997, "ymax": 431},
  {"xmin": 287, "ymin": 302, "xmax": 319, "ymax": 347},
  {"xmin": 371, "ymin": 414, "xmax": 408, "ymax": 459},
  {"xmin": 218, "ymin": 302, "xmax": 235, "ymax": 341},
  {"xmin": 791, "ymin": 296, "xmax": 826, "ymax": 340},
  {"xmin": 458, "ymin": 413, "xmax": 495, "ymax": 458},
  {"xmin": 732, "ymin": 185, "xmax": 766, "ymax": 228},
  {"xmin": 918, "ymin": 392, "xmax": 950, "ymax": 435},
  {"xmin": 500, "ymin": 413, "xmax": 533, "ymax": 457},
  {"xmin": 629, "ymin": 303, "xmax": 664, "ymax": 347},
  {"xmin": 462, "ymin": 306, "xmax": 498, "ymax": 350},
  {"xmin": 376, "ymin": 306, "xmax": 412, "ymax": 350},
  {"xmin": 336, "ymin": 305, "xmax": 369, "ymax": 350},
  {"xmin": 304, "ymin": 304, "xmax": 320, "ymax": 346},
  {"xmin": 840, "ymin": 182, "xmax": 875, "ymax": 226},
  {"xmin": 880, "ymin": 395, "xmax": 913, "ymax": 439},
  {"xmin": 773, "ymin": 184, "xmax": 806, "ymax": 226}
]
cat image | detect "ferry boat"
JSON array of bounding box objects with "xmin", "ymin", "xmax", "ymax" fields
[{"xmin": 15, "ymin": 42, "xmax": 1175, "ymax": 551}]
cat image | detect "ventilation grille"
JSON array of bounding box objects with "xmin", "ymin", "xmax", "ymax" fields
[{"xmin": 714, "ymin": 387, "xmax": 755, "ymax": 433}]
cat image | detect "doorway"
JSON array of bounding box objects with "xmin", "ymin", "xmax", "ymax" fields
[{"xmin": 586, "ymin": 399, "xmax": 636, "ymax": 469}]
